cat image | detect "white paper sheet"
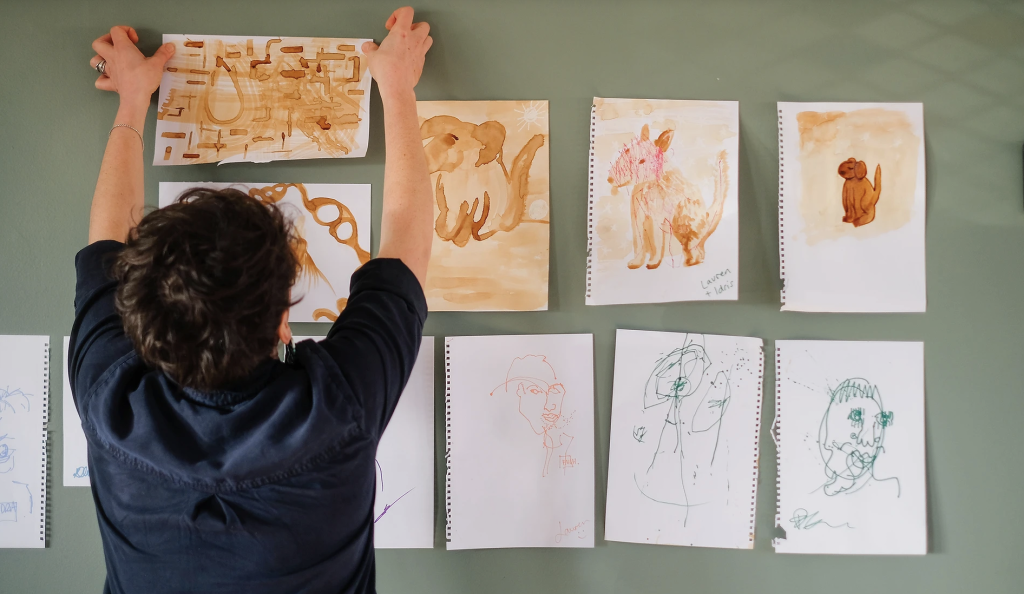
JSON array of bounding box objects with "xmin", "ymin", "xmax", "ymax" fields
[
  {"xmin": 446, "ymin": 334, "xmax": 594, "ymax": 549},
  {"xmin": 586, "ymin": 98, "xmax": 740, "ymax": 305},
  {"xmin": 159, "ymin": 182, "xmax": 371, "ymax": 323},
  {"xmin": 778, "ymin": 102, "xmax": 926, "ymax": 312},
  {"xmin": 605, "ymin": 330, "xmax": 763, "ymax": 548},
  {"xmin": 0, "ymin": 335, "xmax": 49, "ymax": 549},
  {"xmin": 773, "ymin": 340, "xmax": 926, "ymax": 555},
  {"xmin": 294, "ymin": 336, "xmax": 435, "ymax": 549},
  {"xmin": 155, "ymin": 34, "xmax": 372, "ymax": 165},
  {"xmin": 62, "ymin": 337, "xmax": 89, "ymax": 487}
]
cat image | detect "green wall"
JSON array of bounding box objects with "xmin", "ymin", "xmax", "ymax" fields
[{"xmin": 2, "ymin": 0, "xmax": 1024, "ymax": 592}]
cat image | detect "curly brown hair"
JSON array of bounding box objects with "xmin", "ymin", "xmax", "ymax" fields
[{"xmin": 111, "ymin": 188, "xmax": 299, "ymax": 391}]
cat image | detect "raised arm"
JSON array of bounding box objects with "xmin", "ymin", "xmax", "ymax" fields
[
  {"xmin": 88, "ymin": 27, "xmax": 175, "ymax": 244},
  {"xmin": 362, "ymin": 7, "xmax": 434, "ymax": 286}
]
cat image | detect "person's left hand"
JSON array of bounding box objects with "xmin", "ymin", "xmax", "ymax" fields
[{"xmin": 89, "ymin": 26, "xmax": 175, "ymax": 105}]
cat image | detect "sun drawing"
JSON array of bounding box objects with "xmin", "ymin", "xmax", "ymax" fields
[{"xmin": 515, "ymin": 101, "xmax": 547, "ymax": 132}]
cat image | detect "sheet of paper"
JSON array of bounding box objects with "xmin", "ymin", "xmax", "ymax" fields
[
  {"xmin": 587, "ymin": 98, "xmax": 740, "ymax": 305},
  {"xmin": 446, "ymin": 334, "xmax": 594, "ymax": 550},
  {"xmin": 155, "ymin": 34, "xmax": 372, "ymax": 165},
  {"xmin": 63, "ymin": 337, "xmax": 89, "ymax": 487},
  {"xmin": 605, "ymin": 330, "xmax": 763, "ymax": 548},
  {"xmin": 778, "ymin": 102, "xmax": 926, "ymax": 312},
  {"xmin": 294, "ymin": 336, "xmax": 435, "ymax": 549},
  {"xmin": 0, "ymin": 335, "xmax": 49, "ymax": 548},
  {"xmin": 773, "ymin": 340, "xmax": 926, "ymax": 555},
  {"xmin": 417, "ymin": 101, "xmax": 550, "ymax": 311},
  {"xmin": 159, "ymin": 182, "xmax": 371, "ymax": 323}
]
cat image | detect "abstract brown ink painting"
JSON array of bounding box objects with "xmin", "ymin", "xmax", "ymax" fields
[
  {"xmin": 155, "ymin": 35, "xmax": 372, "ymax": 166},
  {"xmin": 417, "ymin": 101, "xmax": 550, "ymax": 311},
  {"xmin": 159, "ymin": 182, "xmax": 371, "ymax": 323}
]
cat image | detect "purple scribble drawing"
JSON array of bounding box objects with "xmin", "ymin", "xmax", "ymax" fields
[{"xmin": 373, "ymin": 459, "xmax": 414, "ymax": 523}]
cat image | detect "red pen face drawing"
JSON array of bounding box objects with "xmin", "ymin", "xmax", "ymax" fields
[{"xmin": 517, "ymin": 379, "xmax": 566, "ymax": 435}]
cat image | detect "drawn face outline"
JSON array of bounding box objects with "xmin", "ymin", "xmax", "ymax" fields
[
  {"xmin": 820, "ymin": 379, "xmax": 891, "ymax": 483},
  {"xmin": 516, "ymin": 378, "xmax": 566, "ymax": 435}
]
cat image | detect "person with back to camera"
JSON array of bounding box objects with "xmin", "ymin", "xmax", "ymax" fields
[{"xmin": 72, "ymin": 8, "xmax": 432, "ymax": 593}]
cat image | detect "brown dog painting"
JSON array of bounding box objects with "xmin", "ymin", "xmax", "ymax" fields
[{"xmin": 837, "ymin": 158, "xmax": 882, "ymax": 227}]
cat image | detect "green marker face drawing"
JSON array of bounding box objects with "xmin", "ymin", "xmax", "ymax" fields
[{"xmin": 819, "ymin": 378, "xmax": 893, "ymax": 496}]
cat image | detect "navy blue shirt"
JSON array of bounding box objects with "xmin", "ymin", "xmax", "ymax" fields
[{"xmin": 69, "ymin": 240, "xmax": 427, "ymax": 594}]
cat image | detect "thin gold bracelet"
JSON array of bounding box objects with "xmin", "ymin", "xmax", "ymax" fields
[{"xmin": 109, "ymin": 123, "xmax": 144, "ymax": 152}]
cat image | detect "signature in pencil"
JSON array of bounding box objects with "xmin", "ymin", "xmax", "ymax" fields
[
  {"xmin": 554, "ymin": 519, "xmax": 588, "ymax": 544},
  {"xmin": 789, "ymin": 508, "xmax": 852, "ymax": 530}
]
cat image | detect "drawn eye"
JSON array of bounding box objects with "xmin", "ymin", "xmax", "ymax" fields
[
  {"xmin": 847, "ymin": 408, "xmax": 864, "ymax": 427},
  {"xmin": 875, "ymin": 411, "xmax": 894, "ymax": 428},
  {"xmin": 547, "ymin": 384, "xmax": 564, "ymax": 396}
]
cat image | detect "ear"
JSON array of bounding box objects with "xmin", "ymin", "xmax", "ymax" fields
[
  {"xmin": 854, "ymin": 160, "xmax": 868, "ymax": 179},
  {"xmin": 516, "ymin": 383, "xmax": 526, "ymax": 398},
  {"xmin": 640, "ymin": 124, "xmax": 650, "ymax": 142},
  {"xmin": 655, "ymin": 130, "xmax": 674, "ymax": 152},
  {"xmin": 277, "ymin": 309, "xmax": 292, "ymax": 345}
]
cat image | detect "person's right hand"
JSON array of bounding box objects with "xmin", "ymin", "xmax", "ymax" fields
[
  {"xmin": 89, "ymin": 26, "xmax": 175, "ymax": 106},
  {"xmin": 362, "ymin": 7, "xmax": 432, "ymax": 99}
]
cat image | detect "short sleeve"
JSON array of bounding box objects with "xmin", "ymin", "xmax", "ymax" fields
[
  {"xmin": 68, "ymin": 240, "xmax": 135, "ymax": 411},
  {"xmin": 319, "ymin": 258, "xmax": 427, "ymax": 439}
]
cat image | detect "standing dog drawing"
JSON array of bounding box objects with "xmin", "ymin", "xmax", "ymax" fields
[
  {"xmin": 837, "ymin": 158, "xmax": 882, "ymax": 227},
  {"xmin": 607, "ymin": 125, "xmax": 728, "ymax": 269}
]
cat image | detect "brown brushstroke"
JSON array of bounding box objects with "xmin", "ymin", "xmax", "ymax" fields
[
  {"xmin": 316, "ymin": 116, "xmax": 331, "ymax": 130},
  {"xmin": 190, "ymin": 69, "xmax": 210, "ymax": 74},
  {"xmin": 229, "ymin": 129, "xmax": 247, "ymax": 135},
  {"xmin": 281, "ymin": 70, "xmax": 306, "ymax": 78},
  {"xmin": 183, "ymin": 153, "xmax": 200, "ymax": 158},
  {"xmin": 166, "ymin": 67, "xmax": 178, "ymax": 72},
  {"xmin": 161, "ymin": 132, "xmax": 186, "ymax": 139},
  {"xmin": 163, "ymin": 147, "xmax": 172, "ymax": 160},
  {"xmin": 248, "ymin": 183, "xmax": 370, "ymax": 265},
  {"xmin": 246, "ymin": 39, "xmax": 253, "ymax": 56},
  {"xmin": 226, "ymin": 51, "xmax": 240, "ymax": 58},
  {"xmin": 337, "ymin": 44, "xmax": 355, "ymax": 51},
  {"xmin": 250, "ymin": 38, "xmax": 282, "ymax": 73},
  {"xmin": 186, "ymin": 80, "xmax": 206, "ymax": 85},
  {"xmin": 203, "ymin": 69, "xmax": 244, "ymax": 125},
  {"xmin": 184, "ymin": 40, "xmax": 204, "ymax": 48},
  {"xmin": 251, "ymin": 136, "xmax": 274, "ymax": 142},
  {"xmin": 281, "ymin": 46, "xmax": 304, "ymax": 53},
  {"xmin": 347, "ymin": 89, "xmax": 365, "ymax": 96},
  {"xmin": 215, "ymin": 56, "xmax": 230, "ymax": 72},
  {"xmin": 313, "ymin": 298, "xmax": 349, "ymax": 322}
]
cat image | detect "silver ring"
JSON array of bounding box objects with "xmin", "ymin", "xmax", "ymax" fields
[{"xmin": 95, "ymin": 59, "xmax": 106, "ymax": 75}]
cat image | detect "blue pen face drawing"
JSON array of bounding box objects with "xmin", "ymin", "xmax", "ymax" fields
[{"xmin": 819, "ymin": 378, "xmax": 893, "ymax": 494}]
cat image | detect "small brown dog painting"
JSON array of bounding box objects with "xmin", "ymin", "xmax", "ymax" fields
[{"xmin": 837, "ymin": 158, "xmax": 882, "ymax": 227}]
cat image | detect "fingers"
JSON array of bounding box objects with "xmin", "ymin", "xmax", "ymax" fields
[
  {"xmin": 89, "ymin": 54, "xmax": 102, "ymax": 69},
  {"xmin": 411, "ymin": 21, "xmax": 430, "ymax": 37},
  {"xmin": 92, "ymin": 35, "xmax": 114, "ymax": 60},
  {"xmin": 361, "ymin": 40, "xmax": 379, "ymax": 54},
  {"xmin": 109, "ymin": 26, "xmax": 138, "ymax": 44},
  {"xmin": 110, "ymin": 26, "xmax": 133, "ymax": 48},
  {"xmin": 147, "ymin": 42, "xmax": 175, "ymax": 66},
  {"xmin": 392, "ymin": 6, "xmax": 414, "ymax": 31},
  {"xmin": 95, "ymin": 75, "xmax": 116, "ymax": 92},
  {"xmin": 423, "ymin": 35, "xmax": 433, "ymax": 52}
]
